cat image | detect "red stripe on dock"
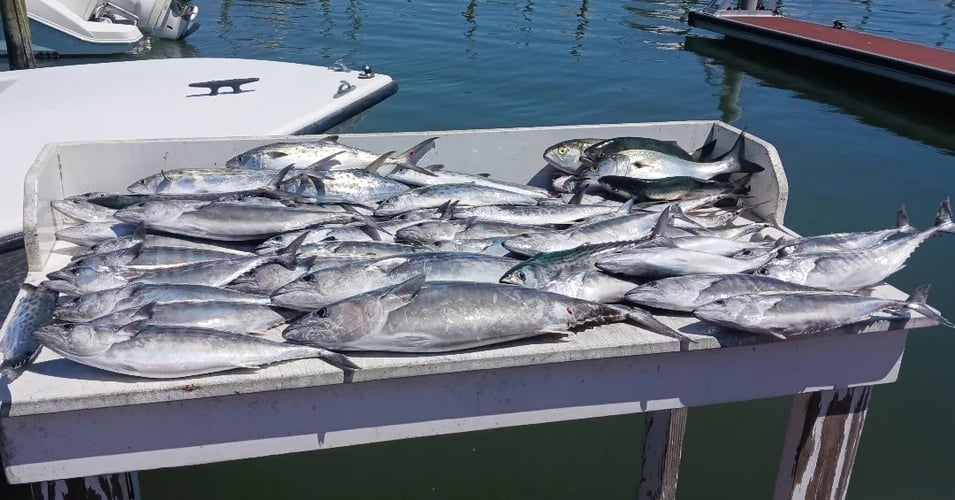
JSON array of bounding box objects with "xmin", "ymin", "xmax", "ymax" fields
[{"xmin": 736, "ymin": 16, "xmax": 955, "ymax": 73}]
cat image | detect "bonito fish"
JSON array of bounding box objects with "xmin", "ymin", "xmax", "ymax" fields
[
  {"xmin": 283, "ymin": 276, "xmax": 691, "ymax": 352},
  {"xmin": 35, "ymin": 323, "xmax": 358, "ymax": 378}
]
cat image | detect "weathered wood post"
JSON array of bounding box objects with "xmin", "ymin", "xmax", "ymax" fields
[
  {"xmin": 637, "ymin": 408, "xmax": 688, "ymax": 500},
  {"xmin": 30, "ymin": 473, "xmax": 140, "ymax": 500},
  {"xmin": 773, "ymin": 387, "xmax": 872, "ymax": 500},
  {"xmin": 0, "ymin": 0, "xmax": 36, "ymax": 70}
]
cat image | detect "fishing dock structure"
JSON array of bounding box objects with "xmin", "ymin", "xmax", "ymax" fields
[
  {"xmin": 688, "ymin": 1, "xmax": 955, "ymax": 97},
  {"xmin": 0, "ymin": 122, "xmax": 940, "ymax": 499}
]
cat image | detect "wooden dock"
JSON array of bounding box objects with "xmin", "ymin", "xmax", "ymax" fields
[{"xmin": 688, "ymin": 7, "xmax": 955, "ymax": 96}]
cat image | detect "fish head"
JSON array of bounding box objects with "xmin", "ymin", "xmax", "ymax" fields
[
  {"xmin": 374, "ymin": 194, "xmax": 415, "ymax": 217},
  {"xmin": 543, "ymin": 139, "xmax": 596, "ymax": 173},
  {"xmin": 754, "ymin": 256, "xmax": 810, "ymax": 285},
  {"xmin": 283, "ymin": 275, "xmax": 425, "ymax": 347},
  {"xmin": 114, "ymin": 201, "xmax": 186, "ymax": 224},
  {"xmin": 499, "ymin": 262, "xmax": 545, "ymax": 288},
  {"xmin": 34, "ymin": 323, "xmax": 133, "ymax": 357},
  {"xmin": 54, "ymin": 293, "xmax": 117, "ymax": 323},
  {"xmin": 126, "ymin": 173, "xmax": 167, "ymax": 194},
  {"xmin": 694, "ymin": 296, "xmax": 751, "ymax": 324}
]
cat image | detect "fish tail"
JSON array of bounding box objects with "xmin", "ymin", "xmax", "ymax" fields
[
  {"xmin": 730, "ymin": 173, "xmax": 754, "ymax": 196},
  {"xmin": 393, "ymin": 137, "xmax": 440, "ymax": 177},
  {"xmin": 316, "ymin": 348, "xmax": 361, "ymax": 371},
  {"xmin": 896, "ymin": 204, "xmax": 915, "ymax": 231},
  {"xmin": 902, "ymin": 284, "xmax": 955, "ymax": 329},
  {"xmin": 618, "ymin": 306, "xmax": 698, "ymax": 344},
  {"xmin": 933, "ymin": 197, "xmax": 955, "ymax": 234},
  {"xmin": 722, "ymin": 128, "xmax": 765, "ymax": 174},
  {"xmin": 692, "ymin": 137, "xmax": 719, "ymax": 162}
]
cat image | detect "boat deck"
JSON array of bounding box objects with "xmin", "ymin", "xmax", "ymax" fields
[{"xmin": 688, "ymin": 11, "xmax": 955, "ymax": 96}]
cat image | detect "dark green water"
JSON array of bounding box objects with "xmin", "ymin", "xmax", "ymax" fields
[{"xmin": 6, "ymin": 1, "xmax": 955, "ymax": 498}]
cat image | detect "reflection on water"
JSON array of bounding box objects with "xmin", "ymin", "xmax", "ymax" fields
[
  {"xmin": 683, "ymin": 35, "xmax": 955, "ymax": 155},
  {"xmin": 462, "ymin": 0, "xmax": 478, "ymax": 59},
  {"xmin": 571, "ymin": 0, "xmax": 589, "ymax": 58}
]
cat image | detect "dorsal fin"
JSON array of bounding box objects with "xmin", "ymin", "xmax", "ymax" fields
[
  {"xmin": 280, "ymin": 231, "xmax": 310, "ymax": 255},
  {"xmin": 439, "ymin": 200, "xmax": 459, "ymax": 221},
  {"xmin": 896, "ymin": 204, "xmax": 911, "ymax": 229},
  {"xmin": 269, "ymin": 165, "xmax": 297, "ymax": 189},
  {"xmin": 320, "ymin": 134, "xmax": 340, "ymax": 143},
  {"xmin": 304, "ymin": 151, "xmax": 345, "ymax": 171},
  {"xmin": 365, "ymin": 151, "xmax": 396, "ymax": 174}
]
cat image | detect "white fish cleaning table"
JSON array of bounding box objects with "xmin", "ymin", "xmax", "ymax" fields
[{"xmin": 0, "ymin": 122, "xmax": 938, "ymax": 500}]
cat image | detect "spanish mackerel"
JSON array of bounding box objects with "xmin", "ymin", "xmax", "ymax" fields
[
  {"xmin": 1, "ymin": 284, "xmax": 57, "ymax": 381},
  {"xmin": 225, "ymin": 135, "xmax": 437, "ymax": 173},
  {"xmin": 375, "ymin": 184, "xmax": 539, "ymax": 216},
  {"xmin": 624, "ymin": 273, "xmax": 827, "ymax": 312}
]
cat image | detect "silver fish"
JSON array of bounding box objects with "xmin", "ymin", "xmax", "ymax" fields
[
  {"xmin": 395, "ymin": 219, "xmax": 547, "ymax": 245},
  {"xmin": 272, "ymin": 252, "xmax": 518, "ymax": 310},
  {"xmin": 35, "ymin": 323, "xmax": 357, "ymax": 378},
  {"xmin": 226, "ymin": 135, "xmax": 437, "ymax": 172},
  {"xmin": 129, "ymin": 301, "xmax": 301, "ymax": 335},
  {"xmin": 56, "ymin": 221, "xmax": 140, "ymax": 247},
  {"xmin": 387, "ymin": 165, "xmax": 553, "ymax": 199},
  {"xmin": 55, "ymin": 283, "xmax": 270, "ymax": 323},
  {"xmin": 115, "ymin": 200, "xmax": 360, "ymax": 241},
  {"xmin": 45, "ymin": 266, "xmax": 139, "ymax": 294},
  {"xmin": 595, "ymin": 243, "xmax": 778, "ymax": 280},
  {"xmin": 500, "ymin": 240, "xmax": 650, "ymax": 288},
  {"xmin": 308, "ymin": 169, "xmax": 411, "ymax": 204},
  {"xmin": 539, "ymin": 271, "xmax": 641, "ymax": 304},
  {"xmin": 624, "ymin": 273, "xmax": 828, "ymax": 312},
  {"xmin": 450, "ymin": 204, "xmax": 619, "ymax": 225},
  {"xmin": 0, "ymin": 284, "xmax": 57, "ymax": 381},
  {"xmin": 282, "ymin": 276, "xmax": 690, "ymax": 352},
  {"xmin": 502, "ymin": 208, "xmax": 670, "ymax": 256},
  {"xmin": 757, "ymin": 199, "xmax": 955, "ymax": 291},
  {"xmin": 225, "ymin": 256, "xmax": 360, "ymax": 295},
  {"xmin": 127, "ymin": 168, "xmax": 286, "ymax": 195},
  {"xmin": 775, "ymin": 205, "xmax": 915, "ymax": 256},
  {"xmin": 51, "ymin": 199, "xmax": 118, "ymax": 223},
  {"xmin": 375, "ymin": 184, "xmax": 539, "ymax": 217},
  {"xmin": 132, "ymin": 253, "xmax": 298, "ymax": 288},
  {"xmin": 299, "ymin": 241, "xmax": 419, "ymax": 259},
  {"xmin": 693, "ymin": 285, "xmax": 952, "ymax": 339}
]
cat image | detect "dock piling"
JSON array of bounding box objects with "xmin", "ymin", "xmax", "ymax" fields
[
  {"xmin": 0, "ymin": 0, "xmax": 36, "ymax": 70},
  {"xmin": 637, "ymin": 408, "xmax": 687, "ymax": 500},
  {"xmin": 773, "ymin": 388, "xmax": 872, "ymax": 500}
]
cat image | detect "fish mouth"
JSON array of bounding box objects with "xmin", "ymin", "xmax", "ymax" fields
[{"xmin": 46, "ymin": 269, "xmax": 74, "ymax": 281}]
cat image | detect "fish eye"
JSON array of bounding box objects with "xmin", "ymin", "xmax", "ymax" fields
[
  {"xmin": 517, "ymin": 271, "xmax": 526, "ymax": 281},
  {"xmin": 432, "ymin": 241, "xmax": 443, "ymax": 247},
  {"xmin": 590, "ymin": 165, "xmax": 598, "ymax": 172},
  {"xmin": 316, "ymin": 307, "xmax": 328, "ymax": 318},
  {"xmin": 757, "ymin": 268, "xmax": 769, "ymax": 275},
  {"xmin": 303, "ymin": 274, "xmax": 316, "ymax": 283},
  {"xmin": 596, "ymin": 151, "xmax": 604, "ymax": 158},
  {"xmin": 557, "ymin": 146, "xmax": 568, "ymax": 155}
]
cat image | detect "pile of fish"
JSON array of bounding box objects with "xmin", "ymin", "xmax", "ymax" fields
[{"xmin": 1, "ymin": 130, "xmax": 951, "ymax": 382}]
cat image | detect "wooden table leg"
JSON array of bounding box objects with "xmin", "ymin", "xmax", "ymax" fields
[
  {"xmin": 30, "ymin": 473, "xmax": 139, "ymax": 500},
  {"xmin": 638, "ymin": 408, "xmax": 688, "ymax": 500},
  {"xmin": 773, "ymin": 387, "xmax": 872, "ymax": 500}
]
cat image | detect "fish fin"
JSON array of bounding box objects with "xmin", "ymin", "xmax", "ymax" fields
[
  {"xmin": 393, "ymin": 334, "xmax": 435, "ymax": 348},
  {"xmin": 268, "ymin": 165, "xmax": 297, "ymax": 189},
  {"xmin": 426, "ymin": 164, "xmax": 445, "ymax": 172},
  {"xmin": 394, "ymin": 137, "xmax": 439, "ymax": 168},
  {"xmin": 133, "ymin": 302, "xmax": 156, "ymax": 320},
  {"xmin": 723, "ymin": 128, "xmax": 764, "ymax": 174},
  {"xmin": 463, "ymin": 216, "xmax": 480, "ymax": 230},
  {"xmin": 358, "ymin": 221, "xmax": 384, "ymax": 242},
  {"xmin": 898, "ymin": 284, "xmax": 955, "ymax": 328},
  {"xmin": 439, "ymin": 200, "xmax": 459, "ymax": 221},
  {"xmin": 649, "ymin": 205, "xmax": 673, "ymax": 241},
  {"xmin": 730, "ymin": 173, "xmax": 754, "ymax": 196},
  {"xmin": 304, "ymin": 151, "xmax": 345, "ymax": 171},
  {"xmin": 266, "ymin": 151, "xmax": 289, "ymax": 159},
  {"xmin": 377, "ymin": 274, "xmax": 426, "ymax": 311},
  {"xmin": 364, "ymin": 151, "xmax": 397, "ymax": 174},
  {"xmin": 132, "ymin": 222, "xmax": 147, "ymax": 242},
  {"xmin": 618, "ymin": 196, "xmax": 637, "ymax": 214},
  {"xmin": 161, "ymin": 170, "xmax": 171, "ymax": 182},
  {"xmin": 320, "ymin": 134, "xmax": 340, "ymax": 143},
  {"xmin": 568, "ymin": 179, "xmax": 592, "ymax": 205},
  {"xmin": 934, "ymin": 197, "xmax": 955, "ymax": 234},
  {"xmin": 692, "ymin": 138, "xmax": 719, "ymax": 162},
  {"xmin": 280, "ymin": 231, "xmax": 310, "ymax": 256},
  {"xmin": 317, "ymin": 349, "xmax": 360, "ymax": 371},
  {"xmin": 371, "ymin": 257, "xmax": 411, "ymax": 274},
  {"xmin": 395, "ymin": 162, "xmax": 439, "ymax": 177},
  {"xmin": 340, "ymin": 204, "xmax": 387, "ymax": 238},
  {"xmin": 896, "ymin": 204, "xmax": 912, "ymax": 230},
  {"xmin": 477, "ymin": 173, "xmax": 492, "ymax": 177},
  {"xmin": 621, "ymin": 306, "xmax": 698, "ymax": 344}
]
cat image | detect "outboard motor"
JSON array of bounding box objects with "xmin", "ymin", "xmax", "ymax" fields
[{"xmin": 103, "ymin": 0, "xmax": 200, "ymax": 40}]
